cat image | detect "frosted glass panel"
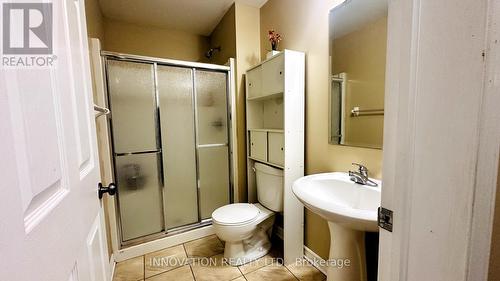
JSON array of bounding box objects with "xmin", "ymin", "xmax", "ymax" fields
[
  {"xmin": 107, "ymin": 60, "xmax": 157, "ymax": 153},
  {"xmin": 195, "ymin": 70, "xmax": 228, "ymax": 145},
  {"xmin": 198, "ymin": 146, "xmax": 230, "ymax": 219},
  {"xmin": 157, "ymin": 65, "xmax": 199, "ymax": 229},
  {"xmin": 115, "ymin": 153, "xmax": 164, "ymax": 241}
]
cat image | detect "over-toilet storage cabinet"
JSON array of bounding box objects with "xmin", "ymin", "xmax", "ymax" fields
[{"xmin": 245, "ymin": 50, "xmax": 305, "ymax": 264}]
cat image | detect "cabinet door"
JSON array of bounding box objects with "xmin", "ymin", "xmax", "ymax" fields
[
  {"xmin": 250, "ymin": 131, "xmax": 267, "ymax": 161},
  {"xmin": 268, "ymin": 132, "xmax": 284, "ymax": 166},
  {"xmin": 247, "ymin": 66, "xmax": 262, "ymax": 99},
  {"xmin": 262, "ymin": 55, "xmax": 284, "ymax": 96}
]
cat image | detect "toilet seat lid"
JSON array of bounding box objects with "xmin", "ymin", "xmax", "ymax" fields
[{"xmin": 212, "ymin": 203, "xmax": 260, "ymax": 225}]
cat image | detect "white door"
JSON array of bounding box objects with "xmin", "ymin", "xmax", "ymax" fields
[
  {"xmin": 379, "ymin": 0, "xmax": 499, "ymax": 280},
  {"xmin": 0, "ymin": 0, "xmax": 110, "ymax": 281}
]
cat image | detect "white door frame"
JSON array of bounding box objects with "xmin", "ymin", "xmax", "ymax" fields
[
  {"xmin": 89, "ymin": 38, "xmax": 120, "ymax": 270},
  {"xmin": 466, "ymin": 0, "xmax": 500, "ymax": 279},
  {"xmin": 379, "ymin": 0, "xmax": 500, "ymax": 280}
]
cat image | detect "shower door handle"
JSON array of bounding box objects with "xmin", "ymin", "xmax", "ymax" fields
[{"xmin": 98, "ymin": 182, "xmax": 117, "ymax": 199}]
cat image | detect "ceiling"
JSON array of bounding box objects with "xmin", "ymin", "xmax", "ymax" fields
[
  {"xmin": 329, "ymin": 0, "xmax": 388, "ymax": 39},
  {"xmin": 99, "ymin": 0, "xmax": 268, "ymax": 36}
]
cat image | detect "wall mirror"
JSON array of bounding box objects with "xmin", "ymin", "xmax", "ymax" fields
[{"xmin": 329, "ymin": 0, "xmax": 388, "ymax": 149}]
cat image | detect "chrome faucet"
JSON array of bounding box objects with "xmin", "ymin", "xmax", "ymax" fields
[{"xmin": 349, "ymin": 163, "xmax": 378, "ymax": 186}]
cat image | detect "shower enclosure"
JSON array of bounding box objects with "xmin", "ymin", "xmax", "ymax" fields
[{"xmin": 102, "ymin": 52, "xmax": 233, "ymax": 245}]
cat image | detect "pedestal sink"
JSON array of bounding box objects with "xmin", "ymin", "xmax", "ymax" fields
[{"xmin": 292, "ymin": 172, "xmax": 381, "ymax": 281}]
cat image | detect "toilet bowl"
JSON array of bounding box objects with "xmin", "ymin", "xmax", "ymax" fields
[
  {"xmin": 212, "ymin": 163, "xmax": 283, "ymax": 266},
  {"xmin": 212, "ymin": 203, "xmax": 275, "ymax": 265}
]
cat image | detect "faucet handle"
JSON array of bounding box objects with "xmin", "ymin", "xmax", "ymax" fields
[{"xmin": 351, "ymin": 163, "xmax": 368, "ymax": 175}]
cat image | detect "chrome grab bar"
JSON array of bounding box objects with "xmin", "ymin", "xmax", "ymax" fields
[{"xmin": 351, "ymin": 106, "xmax": 384, "ymax": 117}]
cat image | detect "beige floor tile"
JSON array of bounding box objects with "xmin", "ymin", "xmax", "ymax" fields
[
  {"xmin": 230, "ymin": 277, "xmax": 247, "ymax": 281},
  {"xmin": 244, "ymin": 264, "xmax": 297, "ymax": 281},
  {"xmin": 286, "ymin": 260, "xmax": 326, "ymax": 281},
  {"xmin": 145, "ymin": 265, "xmax": 194, "ymax": 281},
  {"xmin": 238, "ymin": 244, "xmax": 285, "ymax": 275},
  {"xmin": 145, "ymin": 244, "xmax": 188, "ymax": 278},
  {"xmin": 238, "ymin": 254, "xmax": 281, "ymax": 275},
  {"xmin": 184, "ymin": 235, "xmax": 224, "ymax": 258},
  {"xmin": 190, "ymin": 254, "xmax": 242, "ymax": 281},
  {"xmin": 113, "ymin": 256, "xmax": 144, "ymax": 281}
]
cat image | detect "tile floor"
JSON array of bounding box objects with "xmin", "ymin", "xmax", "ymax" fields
[{"xmin": 113, "ymin": 235, "xmax": 326, "ymax": 281}]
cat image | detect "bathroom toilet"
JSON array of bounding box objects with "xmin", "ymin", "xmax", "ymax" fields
[{"xmin": 212, "ymin": 162, "xmax": 283, "ymax": 266}]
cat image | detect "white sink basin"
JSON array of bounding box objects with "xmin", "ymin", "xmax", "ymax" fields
[
  {"xmin": 292, "ymin": 172, "xmax": 381, "ymax": 281},
  {"xmin": 292, "ymin": 172, "xmax": 381, "ymax": 232}
]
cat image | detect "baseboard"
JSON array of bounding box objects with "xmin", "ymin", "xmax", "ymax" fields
[
  {"xmin": 303, "ymin": 246, "xmax": 327, "ymax": 275},
  {"xmin": 113, "ymin": 225, "xmax": 214, "ymax": 262}
]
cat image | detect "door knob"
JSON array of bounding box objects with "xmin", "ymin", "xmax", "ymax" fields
[{"xmin": 98, "ymin": 183, "xmax": 117, "ymax": 199}]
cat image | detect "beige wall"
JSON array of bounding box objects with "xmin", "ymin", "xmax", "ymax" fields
[
  {"xmin": 85, "ymin": 1, "xmax": 209, "ymax": 63},
  {"xmin": 261, "ymin": 0, "xmax": 383, "ymax": 259},
  {"xmin": 234, "ymin": 3, "xmax": 261, "ymax": 202},
  {"xmin": 104, "ymin": 19, "xmax": 209, "ymax": 62},
  {"xmin": 207, "ymin": 3, "xmax": 260, "ymax": 203},
  {"xmin": 489, "ymin": 156, "xmax": 500, "ymax": 280},
  {"xmin": 332, "ymin": 16, "xmax": 387, "ymax": 148},
  {"xmin": 209, "ymin": 4, "xmax": 236, "ymax": 65},
  {"xmin": 84, "ymin": 0, "xmax": 105, "ymax": 44}
]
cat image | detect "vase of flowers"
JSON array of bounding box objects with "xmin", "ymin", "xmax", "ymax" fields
[{"xmin": 267, "ymin": 29, "xmax": 282, "ymax": 59}]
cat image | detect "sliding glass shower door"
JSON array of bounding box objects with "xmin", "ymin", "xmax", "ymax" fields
[
  {"xmin": 105, "ymin": 57, "xmax": 232, "ymax": 244},
  {"xmin": 195, "ymin": 70, "xmax": 230, "ymax": 219},
  {"xmin": 157, "ymin": 65, "xmax": 198, "ymax": 229},
  {"xmin": 107, "ymin": 60, "xmax": 164, "ymax": 241}
]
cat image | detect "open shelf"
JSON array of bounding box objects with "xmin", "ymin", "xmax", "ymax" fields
[
  {"xmin": 246, "ymin": 92, "xmax": 283, "ymax": 101},
  {"xmin": 247, "ymin": 95, "xmax": 284, "ymax": 130}
]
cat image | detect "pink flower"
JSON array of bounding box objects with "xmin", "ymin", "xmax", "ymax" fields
[{"xmin": 268, "ymin": 29, "xmax": 282, "ymax": 44}]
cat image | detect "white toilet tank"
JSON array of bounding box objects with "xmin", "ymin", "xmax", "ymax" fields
[{"xmin": 254, "ymin": 163, "xmax": 284, "ymax": 212}]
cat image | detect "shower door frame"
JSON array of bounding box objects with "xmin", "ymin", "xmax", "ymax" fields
[{"xmin": 101, "ymin": 51, "xmax": 236, "ymax": 248}]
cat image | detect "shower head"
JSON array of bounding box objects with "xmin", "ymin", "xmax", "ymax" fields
[{"xmin": 205, "ymin": 46, "xmax": 222, "ymax": 59}]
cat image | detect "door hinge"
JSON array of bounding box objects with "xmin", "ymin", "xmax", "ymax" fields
[{"xmin": 378, "ymin": 207, "xmax": 393, "ymax": 232}]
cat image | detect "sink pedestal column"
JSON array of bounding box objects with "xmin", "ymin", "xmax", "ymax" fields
[{"xmin": 326, "ymin": 222, "xmax": 367, "ymax": 281}]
